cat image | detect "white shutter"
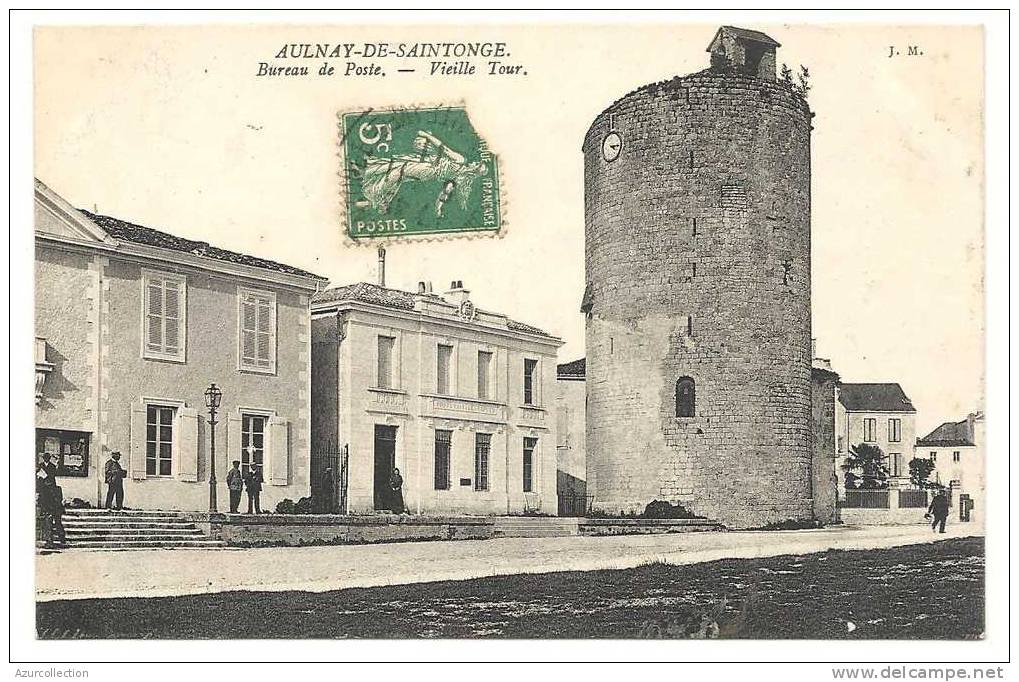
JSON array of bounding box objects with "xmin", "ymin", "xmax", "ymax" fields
[
  {"xmin": 267, "ymin": 417, "xmax": 289, "ymax": 485},
  {"xmin": 177, "ymin": 407, "xmax": 199, "ymax": 482},
  {"xmin": 164, "ymin": 281, "xmax": 181, "ymax": 355},
  {"xmin": 129, "ymin": 402, "xmax": 148, "ymax": 479},
  {"xmin": 256, "ymin": 296, "xmax": 272, "ymax": 367},
  {"xmin": 146, "ymin": 280, "xmax": 164, "ymax": 352},
  {"xmin": 241, "ymin": 296, "xmax": 257, "ymax": 366}
]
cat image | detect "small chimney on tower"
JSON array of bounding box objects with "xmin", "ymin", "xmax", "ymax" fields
[{"xmin": 377, "ymin": 246, "xmax": 386, "ymax": 287}]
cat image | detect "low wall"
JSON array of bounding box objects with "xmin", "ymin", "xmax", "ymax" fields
[
  {"xmin": 579, "ymin": 518, "xmax": 725, "ymax": 536},
  {"xmin": 182, "ymin": 513, "xmax": 495, "ymax": 547}
]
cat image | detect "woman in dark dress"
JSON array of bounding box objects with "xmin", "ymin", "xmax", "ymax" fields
[{"xmin": 389, "ymin": 467, "xmax": 405, "ymax": 514}]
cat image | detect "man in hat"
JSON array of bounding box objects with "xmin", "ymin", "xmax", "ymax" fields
[
  {"xmin": 226, "ymin": 460, "xmax": 244, "ymax": 513},
  {"xmin": 244, "ymin": 464, "xmax": 263, "ymax": 514},
  {"xmin": 927, "ymin": 489, "xmax": 950, "ymax": 534},
  {"xmin": 104, "ymin": 451, "xmax": 127, "ymax": 510}
]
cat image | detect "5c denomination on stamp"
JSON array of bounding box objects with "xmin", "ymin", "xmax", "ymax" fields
[{"xmin": 340, "ymin": 106, "xmax": 501, "ymax": 240}]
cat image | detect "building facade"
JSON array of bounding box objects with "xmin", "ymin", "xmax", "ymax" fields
[
  {"xmin": 35, "ymin": 180, "xmax": 327, "ymax": 511},
  {"xmin": 555, "ymin": 359, "xmax": 587, "ymax": 511},
  {"xmin": 810, "ymin": 356, "xmax": 840, "ymax": 524},
  {"xmin": 835, "ymin": 383, "xmax": 917, "ymax": 493},
  {"xmin": 310, "ymin": 281, "xmax": 563, "ymax": 516},
  {"xmin": 582, "ymin": 26, "xmax": 814, "ymax": 527},
  {"xmin": 915, "ymin": 412, "xmax": 985, "ymax": 523}
]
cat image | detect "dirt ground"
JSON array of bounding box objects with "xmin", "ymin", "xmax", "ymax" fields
[{"xmin": 36, "ymin": 537, "xmax": 983, "ymax": 640}]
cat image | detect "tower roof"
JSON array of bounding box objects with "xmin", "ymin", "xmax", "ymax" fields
[{"xmin": 706, "ymin": 26, "xmax": 781, "ymax": 52}]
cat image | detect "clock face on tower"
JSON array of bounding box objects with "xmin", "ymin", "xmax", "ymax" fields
[{"xmin": 601, "ymin": 131, "xmax": 622, "ymax": 162}]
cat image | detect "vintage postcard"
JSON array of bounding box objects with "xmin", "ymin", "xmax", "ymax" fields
[{"xmin": 12, "ymin": 9, "xmax": 1008, "ymax": 674}]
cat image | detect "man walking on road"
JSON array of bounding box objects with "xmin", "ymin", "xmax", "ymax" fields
[
  {"xmin": 927, "ymin": 490, "xmax": 950, "ymax": 534},
  {"xmin": 227, "ymin": 460, "xmax": 244, "ymax": 513},
  {"xmin": 104, "ymin": 451, "xmax": 126, "ymax": 510}
]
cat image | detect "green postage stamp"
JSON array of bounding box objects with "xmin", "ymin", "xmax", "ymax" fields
[{"xmin": 340, "ymin": 106, "xmax": 501, "ymax": 240}]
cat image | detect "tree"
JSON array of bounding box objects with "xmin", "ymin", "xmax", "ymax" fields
[
  {"xmin": 842, "ymin": 443, "xmax": 889, "ymax": 489},
  {"xmin": 780, "ymin": 63, "xmax": 793, "ymax": 84},
  {"xmin": 908, "ymin": 457, "xmax": 941, "ymax": 489},
  {"xmin": 797, "ymin": 65, "xmax": 811, "ymax": 98}
]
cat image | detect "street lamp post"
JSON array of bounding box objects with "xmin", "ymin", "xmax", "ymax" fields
[{"xmin": 204, "ymin": 383, "xmax": 223, "ymax": 513}]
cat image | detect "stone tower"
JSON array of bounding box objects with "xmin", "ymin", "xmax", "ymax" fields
[{"xmin": 582, "ymin": 26, "xmax": 814, "ymax": 528}]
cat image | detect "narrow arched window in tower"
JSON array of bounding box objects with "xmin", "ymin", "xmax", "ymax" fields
[{"xmin": 676, "ymin": 376, "xmax": 696, "ymax": 418}]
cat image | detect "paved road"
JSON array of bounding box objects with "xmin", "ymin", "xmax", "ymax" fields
[{"xmin": 36, "ymin": 523, "xmax": 981, "ymax": 602}]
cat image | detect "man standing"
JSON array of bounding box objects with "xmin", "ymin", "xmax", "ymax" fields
[
  {"xmin": 244, "ymin": 464, "xmax": 263, "ymax": 514},
  {"xmin": 36, "ymin": 453, "xmax": 64, "ymax": 547},
  {"xmin": 226, "ymin": 460, "xmax": 244, "ymax": 514},
  {"xmin": 927, "ymin": 489, "xmax": 950, "ymax": 534},
  {"xmin": 104, "ymin": 451, "xmax": 126, "ymax": 510}
]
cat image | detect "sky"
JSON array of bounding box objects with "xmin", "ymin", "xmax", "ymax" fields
[{"xmin": 33, "ymin": 23, "xmax": 984, "ymax": 435}]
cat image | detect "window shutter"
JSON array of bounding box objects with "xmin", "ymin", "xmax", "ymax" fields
[
  {"xmin": 267, "ymin": 416, "xmax": 289, "ymax": 485},
  {"xmin": 164, "ymin": 281, "xmax": 181, "ymax": 354},
  {"xmin": 129, "ymin": 402, "xmax": 148, "ymax": 480},
  {"xmin": 256, "ymin": 297, "xmax": 272, "ymax": 367},
  {"xmin": 146, "ymin": 281, "xmax": 164, "ymax": 352},
  {"xmin": 177, "ymin": 407, "xmax": 199, "ymax": 482},
  {"xmin": 241, "ymin": 297, "xmax": 257, "ymax": 365}
]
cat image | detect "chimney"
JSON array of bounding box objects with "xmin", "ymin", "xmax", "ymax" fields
[
  {"xmin": 377, "ymin": 246, "xmax": 386, "ymax": 287},
  {"xmin": 444, "ymin": 279, "xmax": 470, "ymax": 306}
]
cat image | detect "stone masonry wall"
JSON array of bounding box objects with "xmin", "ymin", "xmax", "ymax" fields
[{"xmin": 583, "ymin": 72, "xmax": 813, "ymax": 528}]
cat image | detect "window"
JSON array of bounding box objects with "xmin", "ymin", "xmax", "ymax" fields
[
  {"xmin": 523, "ymin": 358, "xmax": 538, "ymax": 405},
  {"xmin": 523, "ymin": 437, "xmax": 537, "ymax": 493},
  {"xmin": 890, "ymin": 453, "xmax": 902, "ymax": 477},
  {"xmin": 377, "ymin": 335, "xmax": 395, "ymax": 388},
  {"xmin": 143, "ymin": 271, "xmax": 186, "ymax": 362},
  {"xmin": 474, "ymin": 433, "xmax": 491, "ymax": 491},
  {"xmin": 888, "ymin": 418, "xmax": 901, "ymax": 443},
  {"xmin": 238, "ymin": 288, "xmax": 276, "ymax": 373},
  {"xmin": 863, "ymin": 418, "xmax": 877, "ymax": 442},
  {"xmin": 434, "ymin": 430, "xmax": 451, "ymax": 490},
  {"xmin": 145, "ymin": 404, "xmax": 175, "ymax": 476},
  {"xmin": 953, "ymin": 451, "xmax": 961, "ymax": 463},
  {"xmin": 436, "ymin": 344, "xmax": 452, "ymax": 395},
  {"xmin": 675, "ymin": 376, "xmax": 696, "ymax": 418},
  {"xmin": 929, "ymin": 451, "xmax": 937, "ymax": 463},
  {"xmin": 241, "ymin": 414, "xmax": 267, "ymax": 473},
  {"xmin": 478, "ymin": 351, "xmax": 493, "ymax": 400}
]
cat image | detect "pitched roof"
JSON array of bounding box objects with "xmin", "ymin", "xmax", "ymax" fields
[
  {"xmin": 313, "ymin": 282, "xmax": 557, "ymax": 339},
  {"xmin": 80, "ymin": 209, "xmax": 325, "ymax": 280},
  {"xmin": 917, "ymin": 419, "xmax": 975, "ymax": 447},
  {"xmin": 557, "ymin": 358, "xmax": 586, "ymax": 379},
  {"xmin": 708, "ymin": 26, "xmax": 781, "ymax": 50},
  {"xmin": 838, "ymin": 383, "xmax": 916, "ymax": 413}
]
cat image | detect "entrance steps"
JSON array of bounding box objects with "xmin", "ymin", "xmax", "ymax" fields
[
  {"xmin": 492, "ymin": 516, "xmax": 580, "ymax": 538},
  {"xmin": 60, "ymin": 509, "xmax": 226, "ymax": 550}
]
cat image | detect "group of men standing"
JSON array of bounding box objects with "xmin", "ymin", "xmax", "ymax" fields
[
  {"xmin": 75, "ymin": 451, "xmax": 266, "ymax": 514},
  {"xmin": 226, "ymin": 460, "xmax": 264, "ymax": 514}
]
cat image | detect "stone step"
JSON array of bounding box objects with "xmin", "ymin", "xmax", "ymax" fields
[
  {"xmin": 65, "ymin": 532, "xmax": 208, "ymax": 542},
  {"xmin": 65, "ymin": 510, "xmax": 189, "ymax": 519},
  {"xmin": 64, "ymin": 539, "xmax": 226, "ymax": 549},
  {"xmin": 63, "ymin": 520, "xmax": 199, "ymax": 529},
  {"xmin": 65, "ymin": 528, "xmax": 205, "ymax": 537}
]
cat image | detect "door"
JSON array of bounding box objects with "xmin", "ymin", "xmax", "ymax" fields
[
  {"xmin": 373, "ymin": 425, "xmax": 397, "ymax": 511},
  {"xmin": 959, "ymin": 494, "xmax": 972, "ymax": 522}
]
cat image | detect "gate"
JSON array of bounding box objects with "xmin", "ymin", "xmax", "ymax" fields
[
  {"xmin": 557, "ymin": 493, "xmax": 593, "ymax": 517},
  {"xmin": 311, "ymin": 443, "xmax": 348, "ymax": 514}
]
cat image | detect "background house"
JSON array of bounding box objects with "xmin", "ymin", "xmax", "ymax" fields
[
  {"xmin": 915, "ymin": 411, "xmax": 985, "ymax": 523},
  {"xmin": 311, "ymin": 280, "xmax": 563, "ymax": 516},
  {"xmin": 836, "ymin": 382, "xmax": 917, "ymax": 493},
  {"xmin": 35, "ymin": 180, "xmax": 327, "ymax": 511}
]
